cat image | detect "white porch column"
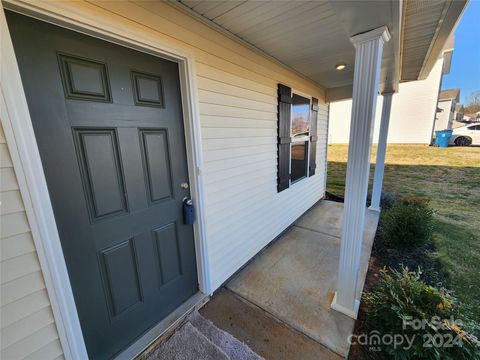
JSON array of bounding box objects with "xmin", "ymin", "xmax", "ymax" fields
[
  {"xmin": 369, "ymin": 92, "xmax": 394, "ymax": 212},
  {"xmin": 331, "ymin": 26, "xmax": 390, "ymax": 318}
]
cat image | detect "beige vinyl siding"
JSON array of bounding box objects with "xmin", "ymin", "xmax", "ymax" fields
[{"xmin": 0, "ymin": 123, "xmax": 64, "ymax": 360}]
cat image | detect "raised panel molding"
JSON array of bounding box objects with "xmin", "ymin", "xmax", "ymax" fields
[
  {"xmin": 153, "ymin": 223, "xmax": 182, "ymax": 286},
  {"xmin": 99, "ymin": 239, "xmax": 143, "ymax": 317},
  {"xmin": 139, "ymin": 129, "xmax": 173, "ymax": 203},
  {"xmin": 58, "ymin": 53, "xmax": 111, "ymax": 102},
  {"xmin": 73, "ymin": 128, "xmax": 128, "ymax": 221},
  {"xmin": 131, "ymin": 71, "xmax": 164, "ymax": 107}
]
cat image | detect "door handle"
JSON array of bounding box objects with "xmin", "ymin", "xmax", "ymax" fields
[{"xmin": 180, "ymin": 182, "xmax": 189, "ymax": 189}]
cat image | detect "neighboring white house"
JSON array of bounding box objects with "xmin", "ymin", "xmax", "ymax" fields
[
  {"xmin": 329, "ymin": 47, "xmax": 454, "ymax": 144},
  {"xmin": 455, "ymin": 104, "xmax": 465, "ymax": 121},
  {"xmin": 463, "ymin": 112, "xmax": 480, "ymax": 122},
  {"xmin": 434, "ymin": 88, "xmax": 461, "ymax": 131},
  {"xmin": 451, "ymin": 104, "xmax": 467, "ymax": 128}
]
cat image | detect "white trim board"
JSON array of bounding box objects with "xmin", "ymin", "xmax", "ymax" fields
[{"xmin": 0, "ymin": 1, "xmax": 211, "ymax": 358}]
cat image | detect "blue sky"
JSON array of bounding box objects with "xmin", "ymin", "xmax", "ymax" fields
[{"xmin": 441, "ymin": 0, "xmax": 480, "ymax": 104}]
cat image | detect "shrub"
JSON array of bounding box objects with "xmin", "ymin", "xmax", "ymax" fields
[
  {"xmin": 380, "ymin": 191, "xmax": 398, "ymax": 209},
  {"xmin": 364, "ymin": 267, "xmax": 479, "ymax": 360},
  {"xmin": 381, "ymin": 195, "xmax": 434, "ymax": 248}
]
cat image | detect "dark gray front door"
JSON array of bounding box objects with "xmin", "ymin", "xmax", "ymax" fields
[{"xmin": 7, "ymin": 11, "xmax": 198, "ymax": 359}]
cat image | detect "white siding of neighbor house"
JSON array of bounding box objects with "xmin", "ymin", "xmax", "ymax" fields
[
  {"xmin": 1, "ymin": 1, "xmax": 328, "ymax": 356},
  {"xmin": 435, "ymin": 99, "xmax": 455, "ymax": 131},
  {"xmin": 0, "ymin": 123, "xmax": 64, "ymax": 360},
  {"xmin": 329, "ymin": 58, "xmax": 444, "ymax": 144}
]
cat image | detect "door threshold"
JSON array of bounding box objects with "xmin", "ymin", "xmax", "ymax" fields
[{"xmin": 115, "ymin": 292, "xmax": 209, "ymax": 360}]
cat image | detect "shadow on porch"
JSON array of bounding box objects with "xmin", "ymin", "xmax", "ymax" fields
[{"xmin": 200, "ymin": 200, "xmax": 379, "ymax": 359}]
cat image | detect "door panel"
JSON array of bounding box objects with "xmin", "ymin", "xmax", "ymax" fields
[
  {"xmin": 100, "ymin": 238, "xmax": 143, "ymax": 317},
  {"xmin": 140, "ymin": 129, "xmax": 173, "ymax": 203},
  {"xmin": 154, "ymin": 222, "xmax": 183, "ymax": 284},
  {"xmin": 7, "ymin": 11, "xmax": 198, "ymax": 360},
  {"xmin": 58, "ymin": 53, "xmax": 112, "ymax": 102},
  {"xmin": 74, "ymin": 128, "xmax": 128, "ymax": 221}
]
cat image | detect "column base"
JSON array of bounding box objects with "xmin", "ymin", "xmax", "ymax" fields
[
  {"xmin": 331, "ymin": 292, "xmax": 360, "ymax": 319},
  {"xmin": 368, "ymin": 205, "xmax": 381, "ymax": 212}
]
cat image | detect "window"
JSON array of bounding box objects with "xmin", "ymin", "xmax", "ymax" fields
[
  {"xmin": 276, "ymin": 84, "xmax": 319, "ymax": 193},
  {"xmin": 291, "ymin": 94, "xmax": 310, "ymax": 182}
]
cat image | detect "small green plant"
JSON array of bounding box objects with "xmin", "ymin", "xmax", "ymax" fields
[
  {"xmin": 364, "ymin": 267, "xmax": 479, "ymax": 360},
  {"xmin": 381, "ymin": 195, "xmax": 434, "ymax": 248}
]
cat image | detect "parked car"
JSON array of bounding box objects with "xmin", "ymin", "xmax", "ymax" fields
[{"xmin": 449, "ymin": 124, "xmax": 480, "ymax": 146}]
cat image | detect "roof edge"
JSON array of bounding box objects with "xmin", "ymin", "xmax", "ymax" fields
[{"xmin": 417, "ymin": 0, "xmax": 468, "ymax": 80}]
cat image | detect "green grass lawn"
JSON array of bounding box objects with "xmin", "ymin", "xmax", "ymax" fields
[{"xmin": 327, "ymin": 144, "xmax": 480, "ymax": 323}]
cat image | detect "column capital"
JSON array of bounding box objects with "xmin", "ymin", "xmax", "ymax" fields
[{"xmin": 350, "ymin": 25, "xmax": 391, "ymax": 46}]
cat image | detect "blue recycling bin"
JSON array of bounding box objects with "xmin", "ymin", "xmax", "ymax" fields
[{"xmin": 434, "ymin": 130, "xmax": 453, "ymax": 148}]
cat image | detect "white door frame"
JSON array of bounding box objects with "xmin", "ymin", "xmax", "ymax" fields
[{"xmin": 0, "ymin": 1, "xmax": 211, "ymax": 358}]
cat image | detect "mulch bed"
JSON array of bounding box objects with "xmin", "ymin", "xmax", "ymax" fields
[
  {"xmin": 324, "ymin": 191, "xmax": 447, "ymax": 359},
  {"xmin": 348, "ymin": 222, "xmax": 445, "ymax": 360}
]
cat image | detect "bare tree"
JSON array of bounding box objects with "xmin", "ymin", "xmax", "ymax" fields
[{"xmin": 464, "ymin": 90, "xmax": 480, "ymax": 114}]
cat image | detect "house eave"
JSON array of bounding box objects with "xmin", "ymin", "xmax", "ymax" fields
[
  {"xmin": 417, "ymin": 0, "xmax": 467, "ymax": 80},
  {"xmin": 401, "ymin": 0, "xmax": 468, "ymax": 82},
  {"xmin": 174, "ymin": 0, "xmax": 466, "ymax": 101},
  {"xmin": 167, "ymin": 0, "xmax": 327, "ymax": 93}
]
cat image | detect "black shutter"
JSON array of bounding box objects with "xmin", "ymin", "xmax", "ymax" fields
[
  {"xmin": 277, "ymin": 84, "xmax": 292, "ymax": 192},
  {"xmin": 309, "ymin": 97, "xmax": 319, "ymax": 176}
]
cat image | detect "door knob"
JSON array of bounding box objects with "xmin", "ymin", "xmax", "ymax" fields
[{"xmin": 180, "ymin": 182, "xmax": 189, "ymax": 189}]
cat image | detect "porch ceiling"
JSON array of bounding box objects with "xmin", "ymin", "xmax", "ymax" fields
[{"xmin": 171, "ymin": 0, "xmax": 466, "ymax": 100}]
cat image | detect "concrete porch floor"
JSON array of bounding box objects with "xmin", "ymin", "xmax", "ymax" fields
[{"xmin": 202, "ymin": 200, "xmax": 379, "ymax": 359}]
